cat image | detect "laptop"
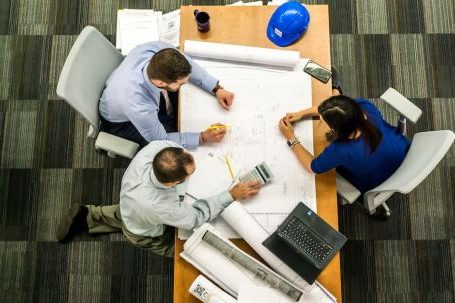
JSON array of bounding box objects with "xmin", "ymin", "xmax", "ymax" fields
[{"xmin": 262, "ymin": 202, "xmax": 347, "ymax": 284}]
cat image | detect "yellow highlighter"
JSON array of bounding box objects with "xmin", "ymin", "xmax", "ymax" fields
[
  {"xmin": 225, "ymin": 155, "xmax": 235, "ymax": 180},
  {"xmin": 207, "ymin": 124, "xmax": 231, "ymax": 131}
]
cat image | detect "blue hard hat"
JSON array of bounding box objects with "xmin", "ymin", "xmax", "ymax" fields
[{"xmin": 267, "ymin": 1, "xmax": 310, "ymax": 47}]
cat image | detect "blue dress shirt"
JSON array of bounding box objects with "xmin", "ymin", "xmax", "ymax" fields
[
  {"xmin": 311, "ymin": 98, "xmax": 410, "ymax": 193},
  {"xmin": 99, "ymin": 41, "xmax": 219, "ymax": 149}
]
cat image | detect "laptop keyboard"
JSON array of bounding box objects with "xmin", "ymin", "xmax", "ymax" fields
[{"xmin": 278, "ymin": 216, "xmax": 333, "ymax": 267}]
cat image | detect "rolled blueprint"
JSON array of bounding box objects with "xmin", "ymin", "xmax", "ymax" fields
[
  {"xmin": 183, "ymin": 224, "xmax": 303, "ymax": 300},
  {"xmin": 221, "ymin": 201, "xmax": 336, "ymax": 302},
  {"xmin": 202, "ymin": 230, "xmax": 302, "ymax": 301},
  {"xmin": 183, "ymin": 224, "xmax": 249, "ymax": 296},
  {"xmin": 184, "ymin": 40, "xmax": 300, "ymax": 68},
  {"xmin": 189, "ymin": 275, "xmax": 237, "ymax": 303}
]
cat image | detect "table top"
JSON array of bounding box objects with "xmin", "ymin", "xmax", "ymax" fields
[{"xmin": 174, "ymin": 5, "xmax": 341, "ymax": 303}]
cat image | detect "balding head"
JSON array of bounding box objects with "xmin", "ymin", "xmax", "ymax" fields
[{"xmin": 152, "ymin": 147, "xmax": 195, "ymax": 184}]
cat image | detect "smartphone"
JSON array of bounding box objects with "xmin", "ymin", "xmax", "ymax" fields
[{"xmin": 303, "ymin": 60, "xmax": 332, "ymax": 83}]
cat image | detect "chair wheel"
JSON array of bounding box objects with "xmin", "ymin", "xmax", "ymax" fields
[{"xmin": 371, "ymin": 204, "xmax": 391, "ymax": 221}]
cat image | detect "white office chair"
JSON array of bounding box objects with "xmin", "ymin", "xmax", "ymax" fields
[
  {"xmin": 56, "ymin": 26, "xmax": 139, "ymax": 159},
  {"xmin": 336, "ymin": 88, "xmax": 455, "ymax": 214}
]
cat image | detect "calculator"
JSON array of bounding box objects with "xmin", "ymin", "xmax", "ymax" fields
[{"xmin": 239, "ymin": 162, "xmax": 273, "ymax": 185}]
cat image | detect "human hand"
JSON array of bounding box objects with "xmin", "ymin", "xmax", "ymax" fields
[
  {"xmin": 200, "ymin": 123, "xmax": 227, "ymax": 144},
  {"xmin": 229, "ymin": 181, "xmax": 261, "ymax": 201},
  {"xmin": 278, "ymin": 118, "xmax": 295, "ymax": 140},
  {"xmin": 215, "ymin": 88, "xmax": 234, "ymax": 110},
  {"xmin": 285, "ymin": 111, "xmax": 303, "ymax": 123}
]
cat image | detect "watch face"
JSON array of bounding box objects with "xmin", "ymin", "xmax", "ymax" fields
[{"xmin": 287, "ymin": 140, "xmax": 293, "ymax": 147}]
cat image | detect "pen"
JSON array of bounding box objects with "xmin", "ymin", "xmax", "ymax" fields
[
  {"xmin": 225, "ymin": 155, "xmax": 235, "ymax": 180},
  {"xmin": 185, "ymin": 192, "xmax": 199, "ymax": 200},
  {"xmin": 207, "ymin": 124, "xmax": 231, "ymax": 131}
]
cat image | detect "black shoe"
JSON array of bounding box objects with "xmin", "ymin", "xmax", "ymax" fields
[
  {"xmin": 331, "ymin": 66, "xmax": 343, "ymax": 95},
  {"xmin": 56, "ymin": 205, "xmax": 89, "ymax": 242},
  {"xmin": 371, "ymin": 204, "xmax": 391, "ymax": 221}
]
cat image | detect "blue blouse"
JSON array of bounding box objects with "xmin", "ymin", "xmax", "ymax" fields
[{"xmin": 311, "ymin": 98, "xmax": 410, "ymax": 193}]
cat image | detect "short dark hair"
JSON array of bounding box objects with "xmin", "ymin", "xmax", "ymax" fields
[
  {"xmin": 318, "ymin": 95, "xmax": 383, "ymax": 153},
  {"xmin": 147, "ymin": 48, "xmax": 192, "ymax": 83},
  {"xmin": 152, "ymin": 147, "xmax": 194, "ymax": 183}
]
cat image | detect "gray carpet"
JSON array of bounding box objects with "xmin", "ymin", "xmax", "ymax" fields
[{"xmin": 0, "ymin": 0, "xmax": 454, "ymax": 302}]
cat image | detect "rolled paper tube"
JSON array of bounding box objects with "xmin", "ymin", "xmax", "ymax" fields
[{"xmin": 202, "ymin": 230, "xmax": 302, "ymax": 301}]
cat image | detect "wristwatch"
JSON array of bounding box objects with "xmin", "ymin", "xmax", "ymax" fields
[
  {"xmin": 286, "ymin": 137, "xmax": 300, "ymax": 149},
  {"xmin": 212, "ymin": 82, "xmax": 223, "ymax": 95}
]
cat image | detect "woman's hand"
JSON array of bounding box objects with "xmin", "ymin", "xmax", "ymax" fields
[
  {"xmin": 278, "ymin": 118, "xmax": 295, "ymax": 140},
  {"xmin": 285, "ymin": 111, "xmax": 303, "ymax": 123}
]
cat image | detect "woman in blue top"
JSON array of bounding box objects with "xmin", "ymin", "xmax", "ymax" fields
[{"xmin": 278, "ymin": 88, "xmax": 410, "ymax": 219}]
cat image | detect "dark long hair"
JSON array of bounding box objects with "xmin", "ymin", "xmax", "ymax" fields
[{"xmin": 318, "ymin": 95, "xmax": 382, "ymax": 153}]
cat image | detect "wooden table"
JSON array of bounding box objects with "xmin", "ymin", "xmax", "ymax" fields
[{"xmin": 174, "ymin": 5, "xmax": 341, "ymax": 303}]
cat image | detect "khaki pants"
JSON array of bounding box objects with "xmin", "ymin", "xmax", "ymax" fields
[{"xmin": 85, "ymin": 204, "xmax": 175, "ymax": 258}]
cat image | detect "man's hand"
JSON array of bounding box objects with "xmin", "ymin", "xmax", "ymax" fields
[
  {"xmin": 278, "ymin": 117, "xmax": 295, "ymax": 140},
  {"xmin": 285, "ymin": 111, "xmax": 304, "ymax": 123},
  {"xmin": 200, "ymin": 124, "xmax": 227, "ymax": 144},
  {"xmin": 229, "ymin": 181, "xmax": 261, "ymax": 201},
  {"xmin": 215, "ymin": 88, "xmax": 234, "ymax": 110}
]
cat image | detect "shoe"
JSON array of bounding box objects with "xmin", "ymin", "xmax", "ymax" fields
[
  {"xmin": 56, "ymin": 205, "xmax": 89, "ymax": 242},
  {"xmin": 331, "ymin": 66, "xmax": 343, "ymax": 95},
  {"xmin": 371, "ymin": 204, "xmax": 391, "ymax": 221}
]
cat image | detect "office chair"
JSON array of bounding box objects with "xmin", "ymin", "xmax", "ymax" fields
[
  {"xmin": 56, "ymin": 26, "xmax": 139, "ymax": 159},
  {"xmin": 336, "ymin": 88, "xmax": 455, "ymax": 215}
]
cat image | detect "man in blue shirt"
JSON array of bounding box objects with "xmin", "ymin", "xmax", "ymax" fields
[{"xmin": 99, "ymin": 41, "xmax": 235, "ymax": 149}]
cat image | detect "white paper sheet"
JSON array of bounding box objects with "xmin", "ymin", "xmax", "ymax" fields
[
  {"xmin": 189, "ymin": 275, "xmax": 237, "ymax": 303},
  {"xmin": 116, "ymin": 9, "xmax": 160, "ymax": 55},
  {"xmin": 159, "ymin": 9, "xmax": 181, "ymax": 47},
  {"xmin": 116, "ymin": 9, "xmax": 180, "ymax": 55},
  {"xmin": 180, "ymin": 41, "xmax": 316, "ymax": 239},
  {"xmin": 238, "ymin": 279, "xmax": 296, "ymax": 303},
  {"xmin": 186, "ymin": 151, "xmax": 237, "ymax": 199}
]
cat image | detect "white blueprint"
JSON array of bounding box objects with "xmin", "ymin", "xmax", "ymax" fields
[{"xmin": 179, "ymin": 42, "xmax": 316, "ymax": 238}]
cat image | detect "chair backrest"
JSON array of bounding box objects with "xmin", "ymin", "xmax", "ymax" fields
[
  {"xmin": 367, "ymin": 130, "xmax": 455, "ymax": 194},
  {"xmin": 56, "ymin": 26, "xmax": 124, "ymax": 132}
]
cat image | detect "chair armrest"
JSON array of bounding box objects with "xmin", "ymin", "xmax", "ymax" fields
[
  {"xmin": 95, "ymin": 132, "xmax": 139, "ymax": 159},
  {"xmin": 380, "ymin": 88, "xmax": 422, "ymax": 123},
  {"xmin": 336, "ymin": 173, "xmax": 361, "ymax": 204}
]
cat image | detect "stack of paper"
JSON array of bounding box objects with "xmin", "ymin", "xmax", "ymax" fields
[{"xmin": 116, "ymin": 9, "xmax": 180, "ymax": 55}]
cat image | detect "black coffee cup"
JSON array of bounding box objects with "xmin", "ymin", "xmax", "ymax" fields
[{"xmin": 194, "ymin": 10, "xmax": 210, "ymax": 33}]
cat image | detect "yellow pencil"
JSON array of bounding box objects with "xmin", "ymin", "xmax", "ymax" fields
[
  {"xmin": 225, "ymin": 155, "xmax": 235, "ymax": 180},
  {"xmin": 207, "ymin": 124, "xmax": 231, "ymax": 131}
]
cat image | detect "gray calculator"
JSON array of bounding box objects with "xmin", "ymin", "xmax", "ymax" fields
[{"xmin": 239, "ymin": 162, "xmax": 273, "ymax": 185}]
